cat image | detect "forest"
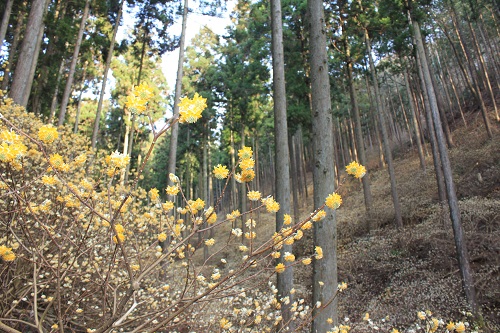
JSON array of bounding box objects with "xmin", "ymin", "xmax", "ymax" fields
[{"xmin": 0, "ymin": 0, "xmax": 499, "ymax": 332}]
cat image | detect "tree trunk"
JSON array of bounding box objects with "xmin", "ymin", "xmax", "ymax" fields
[
  {"xmin": 166, "ymin": 0, "xmax": 189, "ymax": 184},
  {"xmin": 308, "ymin": 0, "xmax": 338, "ymax": 329},
  {"xmin": 1, "ymin": 5, "xmax": 25, "ymax": 92},
  {"xmin": 403, "ymin": 70, "xmax": 426, "ymax": 172},
  {"xmin": 0, "ymin": 0, "xmax": 14, "ymax": 51},
  {"xmin": 411, "ymin": 13, "xmax": 478, "ymax": 315},
  {"xmin": 91, "ymin": 0, "xmax": 124, "ymax": 150},
  {"xmin": 363, "ymin": 27, "xmax": 403, "ymax": 229},
  {"xmin": 345, "ymin": 37, "xmax": 373, "ymax": 220},
  {"xmin": 9, "ymin": 0, "xmax": 48, "ymax": 107},
  {"xmin": 271, "ymin": 0, "xmax": 295, "ymax": 328},
  {"xmin": 58, "ymin": 0, "xmax": 90, "ymax": 126},
  {"xmin": 48, "ymin": 59, "xmax": 65, "ymax": 122}
]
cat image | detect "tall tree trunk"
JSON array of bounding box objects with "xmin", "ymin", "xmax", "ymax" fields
[
  {"xmin": 467, "ymin": 19, "xmax": 499, "ymax": 122},
  {"xmin": 411, "ymin": 12, "xmax": 478, "ymax": 315},
  {"xmin": 9, "ymin": 0, "xmax": 48, "ymax": 107},
  {"xmin": 308, "ymin": 0, "xmax": 338, "ymax": 329},
  {"xmin": 90, "ymin": 0, "xmax": 124, "ymax": 150},
  {"xmin": 363, "ymin": 27, "xmax": 403, "ymax": 229},
  {"xmin": 73, "ymin": 65, "xmax": 87, "ymax": 133},
  {"xmin": 166, "ymin": 0, "xmax": 189, "ymax": 184},
  {"xmin": 58, "ymin": 0, "xmax": 90, "ymax": 126},
  {"xmin": 1, "ymin": 4, "xmax": 25, "ymax": 92},
  {"xmin": 48, "ymin": 60, "xmax": 65, "ymax": 122},
  {"xmin": 0, "ymin": 0, "xmax": 14, "ymax": 51},
  {"xmin": 345, "ymin": 35, "xmax": 373, "ymax": 220},
  {"xmin": 403, "ymin": 70, "xmax": 426, "ymax": 172},
  {"xmin": 271, "ymin": 0, "xmax": 295, "ymax": 328}
]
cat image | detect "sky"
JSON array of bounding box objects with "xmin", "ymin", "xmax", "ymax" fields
[{"xmin": 161, "ymin": 0, "xmax": 237, "ymax": 89}]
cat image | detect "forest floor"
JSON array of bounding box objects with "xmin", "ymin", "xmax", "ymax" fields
[
  {"xmin": 297, "ymin": 113, "xmax": 500, "ymax": 332},
  {"xmin": 190, "ymin": 113, "xmax": 500, "ymax": 332}
]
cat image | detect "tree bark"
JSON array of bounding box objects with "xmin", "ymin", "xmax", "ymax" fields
[
  {"xmin": 411, "ymin": 12, "xmax": 478, "ymax": 315},
  {"xmin": 345, "ymin": 37, "xmax": 373, "ymax": 219},
  {"xmin": 58, "ymin": 0, "xmax": 90, "ymax": 126},
  {"xmin": 9, "ymin": 0, "xmax": 48, "ymax": 107},
  {"xmin": 0, "ymin": 0, "xmax": 14, "ymax": 52},
  {"xmin": 403, "ymin": 70, "xmax": 426, "ymax": 172},
  {"xmin": 166, "ymin": 0, "xmax": 189, "ymax": 184},
  {"xmin": 271, "ymin": 0, "xmax": 295, "ymax": 328},
  {"xmin": 308, "ymin": 0, "xmax": 338, "ymax": 329},
  {"xmin": 363, "ymin": 27, "xmax": 403, "ymax": 229},
  {"xmin": 91, "ymin": 0, "xmax": 124, "ymax": 150}
]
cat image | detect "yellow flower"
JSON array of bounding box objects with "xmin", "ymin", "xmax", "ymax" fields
[
  {"xmin": 302, "ymin": 258, "xmax": 312, "ymax": 265},
  {"xmin": 417, "ymin": 311, "xmax": 426, "ymax": 320},
  {"xmin": 49, "ymin": 154, "xmax": 65, "ymax": 169},
  {"xmin": 337, "ymin": 282, "xmax": 347, "ymax": 291},
  {"xmin": 315, "ymin": 246, "xmax": 323, "ymax": 259},
  {"xmin": 446, "ymin": 321, "xmax": 455, "ymax": 331},
  {"xmin": 149, "ymin": 188, "xmax": 160, "ymax": 201},
  {"xmin": 220, "ymin": 318, "xmax": 232, "ymax": 329},
  {"xmin": 312, "ymin": 210, "xmax": 327, "ymax": 222},
  {"xmin": 162, "ymin": 201, "xmax": 174, "ymax": 211},
  {"xmin": 0, "ymin": 130, "xmax": 22, "ymax": 144},
  {"xmin": 238, "ymin": 146, "xmax": 253, "ymax": 159},
  {"xmin": 227, "ymin": 209, "xmax": 240, "ymax": 220},
  {"xmin": 74, "ymin": 153, "xmax": 87, "ymax": 165},
  {"xmin": 263, "ymin": 197, "xmax": 280, "ymax": 213},
  {"xmin": 363, "ymin": 313, "xmax": 370, "ymax": 321},
  {"xmin": 275, "ymin": 263, "xmax": 286, "ymax": 273},
  {"xmin": 113, "ymin": 233, "xmax": 125, "ymax": 244},
  {"xmin": 345, "ymin": 161, "xmax": 366, "ymax": 179},
  {"xmin": 294, "ymin": 230, "xmax": 303, "ymax": 240},
  {"xmin": 0, "ymin": 245, "xmax": 15, "ymax": 261},
  {"xmin": 241, "ymin": 169, "xmax": 255, "ymax": 182},
  {"xmin": 271, "ymin": 251, "xmax": 281, "ymax": 258},
  {"xmin": 192, "ymin": 198, "xmax": 205, "ymax": 210},
  {"xmin": 205, "ymin": 207, "xmax": 217, "ymax": 224},
  {"xmin": 325, "ymin": 193, "xmax": 342, "ymax": 210},
  {"xmin": 301, "ymin": 221, "xmax": 313, "ymax": 230},
  {"xmin": 283, "ymin": 214, "xmax": 292, "ymax": 225},
  {"xmin": 158, "ymin": 233, "xmax": 167, "ymax": 242},
  {"xmin": 178, "ymin": 92, "xmax": 206, "ymax": 123},
  {"xmin": 105, "ymin": 151, "xmax": 130, "ymax": 169},
  {"xmin": 165, "ymin": 185, "xmax": 179, "ymax": 196},
  {"xmin": 239, "ymin": 158, "xmax": 255, "ymax": 170},
  {"xmin": 430, "ymin": 318, "xmax": 440, "ymax": 333},
  {"xmin": 114, "ymin": 224, "xmax": 125, "ymax": 233},
  {"xmin": 247, "ymin": 191, "xmax": 261, "ymax": 201},
  {"xmin": 284, "ymin": 252, "xmax": 295, "ymax": 262},
  {"xmin": 454, "ymin": 322, "xmax": 465, "ymax": 333},
  {"xmin": 131, "ymin": 264, "xmax": 140, "ymax": 271},
  {"xmin": 205, "ymin": 238, "xmax": 215, "ymax": 246},
  {"xmin": 38, "ymin": 125, "xmax": 58, "ymax": 144},
  {"xmin": 213, "ymin": 164, "xmax": 229, "ymax": 179},
  {"xmin": 42, "ymin": 175, "xmax": 58, "ymax": 186},
  {"xmin": 391, "ymin": 329, "xmax": 399, "ymax": 333},
  {"xmin": 135, "ymin": 83, "xmax": 154, "ymax": 100},
  {"xmin": 239, "ymin": 245, "xmax": 248, "ymax": 252}
]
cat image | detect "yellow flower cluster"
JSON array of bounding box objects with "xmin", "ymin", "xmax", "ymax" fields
[
  {"xmin": 213, "ymin": 164, "xmax": 229, "ymax": 179},
  {"xmin": 178, "ymin": 92, "xmax": 206, "ymax": 123},
  {"xmin": 345, "ymin": 161, "xmax": 366, "ymax": 179},
  {"xmin": 125, "ymin": 83, "xmax": 154, "ymax": 115},
  {"xmin": 113, "ymin": 224, "xmax": 126, "ymax": 244},
  {"xmin": 233, "ymin": 146, "xmax": 255, "ymax": 183},
  {"xmin": 105, "ymin": 151, "xmax": 130, "ymax": 177},
  {"xmin": 262, "ymin": 196, "xmax": 280, "ymax": 213},
  {"xmin": 0, "ymin": 245, "xmax": 16, "ymax": 261},
  {"xmin": 247, "ymin": 190, "xmax": 261, "ymax": 201},
  {"xmin": 327, "ymin": 324, "xmax": 350, "ymax": 333},
  {"xmin": 325, "ymin": 192, "xmax": 342, "ymax": 210},
  {"xmin": 149, "ymin": 188, "xmax": 160, "ymax": 202},
  {"xmin": 38, "ymin": 125, "xmax": 59, "ymax": 144},
  {"xmin": 0, "ymin": 129, "xmax": 27, "ymax": 167}
]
